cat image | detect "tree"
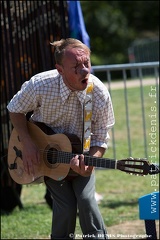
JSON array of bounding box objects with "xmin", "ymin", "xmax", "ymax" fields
[{"xmin": 80, "ymin": 1, "xmax": 159, "ymax": 65}]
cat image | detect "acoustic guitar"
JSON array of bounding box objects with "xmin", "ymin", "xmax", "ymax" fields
[{"xmin": 8, "ymin": 122, "xmax": 151, "ymax": 185}]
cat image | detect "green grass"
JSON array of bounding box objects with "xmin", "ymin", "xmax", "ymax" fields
[
  {"xmin": 107, "ymin": 85, "xmax": 159, "ymax": 160},
  {"xmin": 1, "ymin": 184, "xmax": 52, "ymax": 239},
  {"xmin": 95, "ymin": 169, "xmax": 159, "ymax": 227},
  {"xmin": 1, "ymin": 173, "xmax": 159, "ymax": 239},
  {"xmin": 1, "ymin": 85, "xmax": 159, "ymax": 239}
]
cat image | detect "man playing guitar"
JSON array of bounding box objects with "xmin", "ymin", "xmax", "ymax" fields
[{"xmin": 7, "ymin": 38, "xmax": 115, "ymax": 239}]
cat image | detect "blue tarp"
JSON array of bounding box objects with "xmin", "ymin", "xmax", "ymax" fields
[{"xmin": 67, "ymin": 1, "xmax": 90, "ymax": 48}]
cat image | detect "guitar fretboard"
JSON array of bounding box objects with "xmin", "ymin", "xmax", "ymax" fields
[{"xmin": 56, "ymin": 151, "xmax": 116, "ymax": 169}]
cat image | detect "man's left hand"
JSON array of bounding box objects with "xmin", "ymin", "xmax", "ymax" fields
[{"xmin": 70, "ymin": 154, "xmax": 94, "ymax": 177}]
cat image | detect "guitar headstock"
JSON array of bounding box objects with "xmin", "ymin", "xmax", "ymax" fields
[{"xmin": 117, "ymin": 157, "xmax": 150, "ymax": 176}]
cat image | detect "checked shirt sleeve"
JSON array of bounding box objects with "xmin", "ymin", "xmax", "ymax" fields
[
  {"xmin": 90, "ymin": 82, "xmax": 115, "ymax": 149},
  {"xmin": 7, "ymin": 78, "xmax": 38, "ymax": 114}
]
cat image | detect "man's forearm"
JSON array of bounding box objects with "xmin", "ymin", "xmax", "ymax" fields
[
  {"xmin": 89, "ymin": 146, "xmax": 106, "ymax": 158},
  {"xmin": 9, "ymin": 112, "xmax": 31, "ymax": 143}
]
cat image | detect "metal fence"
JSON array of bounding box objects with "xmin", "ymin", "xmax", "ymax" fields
[
  {"xmin": 128, "ymin": 38, "xmax": 159, "ymax": 62},
  {"xmin": 92, "ymin": 62, "xmax": 159, "ymax": 161}
]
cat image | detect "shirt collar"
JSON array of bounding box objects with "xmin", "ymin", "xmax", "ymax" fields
[{"xmin": 60, "ymin": 76, "xmax": 86, "ymax": 105}]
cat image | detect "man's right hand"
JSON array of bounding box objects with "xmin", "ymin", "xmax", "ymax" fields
[
  {"xmin": 9, "ymin": 112, "xmax": 41, "ymax": 175},
  {"xmin": 21, "ymin": 139, "xmax": 40, "ymax": 175}
]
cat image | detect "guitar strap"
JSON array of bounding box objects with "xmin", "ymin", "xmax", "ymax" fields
[{"xmin": 82, "ymin": 79, "xmax": 94, "ymax": 153}]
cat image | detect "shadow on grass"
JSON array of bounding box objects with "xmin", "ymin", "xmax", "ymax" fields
[
  {"xmin": 1, "ymin": 203, "xmax": 51, "ymax": 216},
  {"xmin": 100, "ymin": 199, "xmax": 138, "ymax": 208}
]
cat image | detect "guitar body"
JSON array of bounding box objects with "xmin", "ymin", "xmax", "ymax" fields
[
  {"xmin": 8, "ymin": 122, "xmax": 82, "ymax": 185},
  {"xmin": 8, "ymin": 122, "xmax": 151, "ymax": 185}
]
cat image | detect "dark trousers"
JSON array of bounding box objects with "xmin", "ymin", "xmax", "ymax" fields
[{"xmin": 45, "ymin": 173, "xmax": 108, "ymax": 239}]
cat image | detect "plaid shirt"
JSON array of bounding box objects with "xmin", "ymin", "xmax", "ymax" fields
[{"xmin": 7, "ymin": 69, "xmax": 115, "ymax": 149}]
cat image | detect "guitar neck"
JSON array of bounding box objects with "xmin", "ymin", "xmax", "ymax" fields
[
  {"xmin": 85, "ymin": 155, "xmax": 116, "ymax": 169},
  {"xmin": 8, "ymin": 122, "xmax": 151, "ymax": 186},
  {"xmin": 57, "ymin": 151, "xmax": 117, "ymax": 170}
]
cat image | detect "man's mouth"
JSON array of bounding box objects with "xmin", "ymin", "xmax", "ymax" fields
[{"xmin": 81, "ymin": 78, "xmax": 88, "ymax": 84}]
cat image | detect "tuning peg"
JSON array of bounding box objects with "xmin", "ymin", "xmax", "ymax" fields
[
  {"xmin": 126, "ymin": 172, "xmax": 136, "ymax": 176},
  {"xmin": 125, "ymin": 172, "xmax": 131, "ymax": 175},
  {"xmin": 132, "ymin": 173, "xmax": 140, "ymax": 176},
  {"xmin": 125, "ymin": 172, "xmax": 146, "ymax": 177}
]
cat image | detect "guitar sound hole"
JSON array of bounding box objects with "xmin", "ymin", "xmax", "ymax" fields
[{"xmin": 47, "ymin": 148, "xmax": 57, "ymax": 164}]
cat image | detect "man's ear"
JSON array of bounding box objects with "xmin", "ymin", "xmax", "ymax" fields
[{"xmin": 55, "ymin": 64, "xmax": 63, "ymax": 75}]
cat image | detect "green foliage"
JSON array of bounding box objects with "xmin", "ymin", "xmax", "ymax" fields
[{"xmin": 80, "ymin": 1, "xmax": 159, "ymax": 65}]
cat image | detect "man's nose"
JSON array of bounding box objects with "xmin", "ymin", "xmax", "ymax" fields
[{"xmin": 79, "ymin": 67, "xmax": 89, "ymax": 75}]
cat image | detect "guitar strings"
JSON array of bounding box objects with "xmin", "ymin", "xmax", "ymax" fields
[
  {"xmin": 37, "ymin": 149, "xmax": 145, "ymax": 173},
  {"xmin": 37, "ymin": 148, "xmax": 112, "ymax": 167},
  {"xmin": 7, "ymin": 146, "xmax": 146, "ymax": 174}
]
